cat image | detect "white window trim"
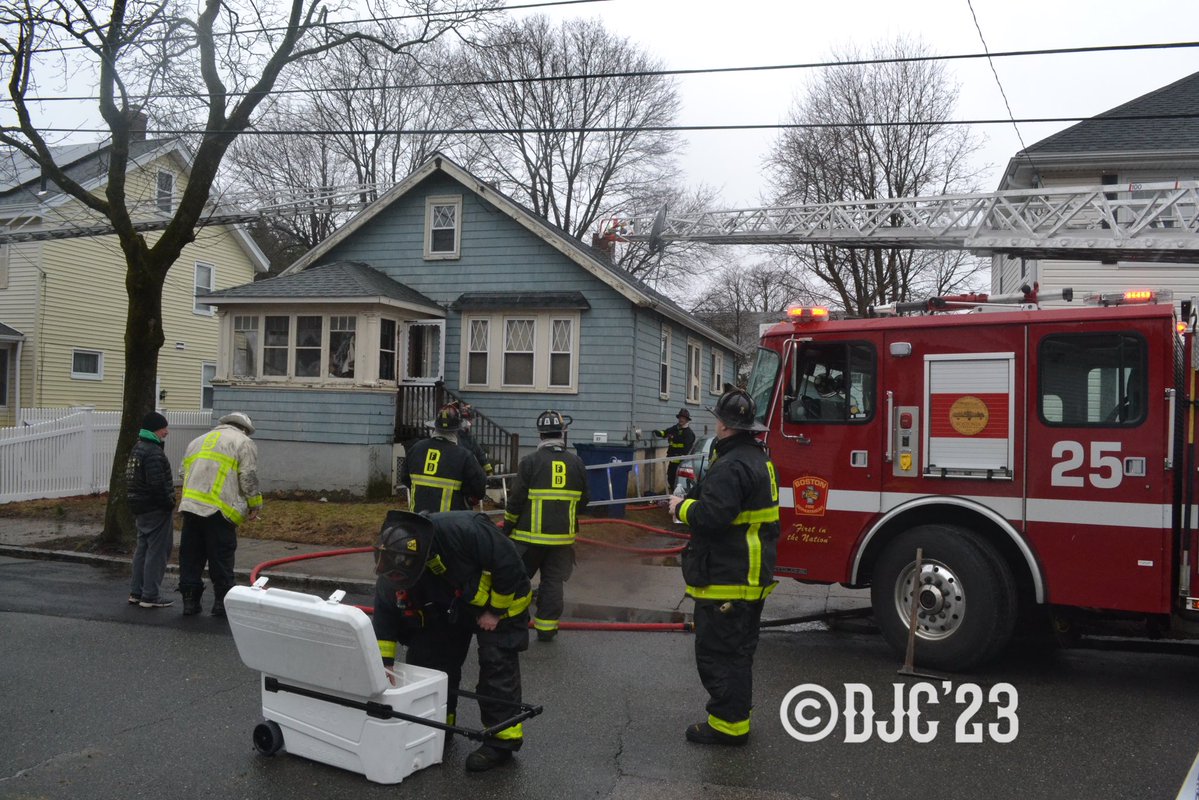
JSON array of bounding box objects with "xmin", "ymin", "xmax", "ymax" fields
[
  {"xmin": 659, "ymin": 324, "xmax": 671, "ymax": 400},
  {"xmin": 465, "ymin": 317, "xmax": 490, "ymax": 388},
  {"xmin": 424, "ymin": 195, "xmax": 462, "ymax": 260},
  {"xmin": 229, "ymin": 312, "xmax": 371, "ymax": 383},
  {"xmin": 687, "ymin": 338, "xmax": 702, "ymax": 404},
  {"xmin": 379, "ymin": 317, "xmax": 399, "ymax": 384},
  {"xmin": 459, "ymin": 311, "xmax": 580, "ymax": 393},
  {"xmin": 200, "ymin": 362, "xmax": 215, "ymax": 410},
  {"xmin": 0, "ymin": 348, "xmax": 9, "ymax": 407},
  {"xmin": 71, "ymin": 348, "xmax": 104, "ymax": 380},
  {"xmin": 194, "ymin": 261, "xmax": 215, "ymax": 316},
  {"xmin": 548, "ymin": 316, "xmax": 575, "ymax": 389},
  {"xmin": 293, "ymin": 314, "xmax": 326, "ymax": 381},
  {"xmin": 259, "ymin": 314, "xmax": 292, "ymax": 382},
  {"xmin": 402, "ymin": 320, "xmax": 446, "ymax": 384},
  {"xmin": 501, "ymin": 316, "xmax": 537, "ymax": 389},
  {"xmin": 710, "ymin": 350, "xmax": 724, "ymax": 394},
  {"xmin": 156, "ymin": 170, "xmax": 174, "ymax": 213}
]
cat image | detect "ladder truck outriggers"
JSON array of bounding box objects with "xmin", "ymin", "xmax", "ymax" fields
[{"xmin": 745, "ymin": 285, "xmax": 1199, "ymax": 670}]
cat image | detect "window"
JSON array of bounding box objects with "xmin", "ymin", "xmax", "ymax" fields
[
  {"xmin": 403, "ymin": 322, "xmax": 444, "ymax": 382},
  {"xmin": 194, "ymin": 262, "xmax": 215, "ymax": 315},
  {"xmin": 550, "ymin": 319, "xmax": 572, "ymax": 388},
  {"xmin": 467, "ymin": 319, "xmax": 489, "ymax": 386},
  {"xmin": 233, "ymin": 315, "xmax": 259, "ymax": 378},
  {"xmin": 201, "ymin": 363, "xmax": 215, "ymax": 409},
  {"xmin": 1039, "ymin": 333, "xmax": 1146, "ymax": 426},
  {"xmin": 785, "ymin": 342, "xmax": 875, "ymax": 423},
  {"xmin": 379, "ymin": 319, "xmax": 397, "ymax": 382},
  {"xmin": 71, "ymin": 349, "xmax": 103, "ymax": 380},
  {"xmin": 156, "ymin": 171, "xmax": 174, "ymax": 213},
  {"xmin": 746, "ymin": 347, "xmax": 781, "ymax": 428},
  {"xmin": 687, "ymin": 340, "xmax": 701, "ymax": 403},
  {"xmin": 710, "ymin": 351, "xmax": 724, "ymax": 394},
  {"xmin": 0, "ymin": 348, "xmax": 8, "ymax": 406},
  {"xmin": 425, "ymin": 196, "xmax": 462, "ymax": 259},
  {"xmin": 294, "ymin": 316, "xmax": 322, "ymax": 378},
  {"xmin": 461, "ymin": 313, "xmax": 578, "ymax": 392},
  {"xmin": 328, "ymin": 315, "xmax": 356, "ymax": 379},
  {"xmin": 504, "ymin": 318, "xmax": 535, "ymax": 386},
  {"xmin": 263, "ymin": 316, "xmax": 289, "ymax": 376},
  {"xmin": 659, "ymin": 325, "xmax": 671, "ymax": 398}
]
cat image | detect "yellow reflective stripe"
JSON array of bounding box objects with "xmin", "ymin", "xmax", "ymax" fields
[
  {"xmin": 491, "ymin": 591, "xmax": 515, "ymax": 610},
  {"xmin": 411, "ymin": 475, "xmax": 463, "ymax": 490},
  {"xmin": 511, "ymin": 531, "xmax": 575, "ymax": 545},
  {"xmin": 678, "ymin": 498, "xmax": 696, "ymax": 525},
  {"xmin": 668, "ymin": 443, "xmax": 687, "ymax": 451},
  {"xmin": 181, "ymin": 487, "xmax": 245, "ymax": 525},
  {"xmin": 708, "ymin": 714, "xmax": 750, "ymax": 736},
  {"xmin": 732, "ymin": 506, "xmax": 779, "ymax": 524},
  {"xmin": 507, "ymin": 592, "xmax": 532, "ymax": 617},
  {"xmin": 685, "ymin": 582, "xmax": 778, "ymax": 601},
  {"xmin": 470, "ymin": 572, "xmax": 492, "ymax": 607},
  {"xmin": 378, "ymin": 640, "xmax": 396, "ymax": 660},
  {"xmin": 494, "ymin": 723, "xmax": 523, "ymax": 741},
  {"xmin": 247, "ymin": 494, "xmax": 263, "ymax": 509},
  {"xmin": 528, "ymin": 489, "xmax": 582, "ymax": 501},
  {"xmin": 746, "ymin": 523, "xmax": 762, "ymax": 586},
  {"xmin": 504, "ymin": 511, "xmax": 518, "ymax": 524},
  {"xmin": 533, "ymin": 617, "xmax": 559, "ymax": 631}
]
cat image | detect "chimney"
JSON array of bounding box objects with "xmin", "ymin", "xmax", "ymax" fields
[{"xmin": 128, "ymin": 110, "xmax": 148, "ymax": 141}]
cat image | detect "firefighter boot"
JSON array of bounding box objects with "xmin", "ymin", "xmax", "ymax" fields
[
  {"xmin": 211, "ymin": 585, "xmax": 231, "ymax": 618},
  {"xmin": 464, "ymin": 744, "xmax": 513, "ymax": 772},
  {"xmin": 685, "ymin": 721, "xmax": 748, "ymax": 747},
  {"xmin": 181, "ymin": 587, "xmax": 204, "ymax": 616}
]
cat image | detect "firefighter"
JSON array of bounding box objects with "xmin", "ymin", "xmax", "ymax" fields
[
  {"xmin": 400, "ymin": 405, "xmax": 486, "ymax": 514},
  {"xmin": 667, "ymin": 388, "xmax": 779, "ymax": 746},
  {"xmin": 372, "ymin": 510, "xmax": 531, "ymax": 772},
  {"xmin": 653, "ymin": 408, "xmax": 696, "ymax": 494},
  {"xmin": 456, "ymin": 403, "xmax": 494, "ymax": 477},
  {"xmin": 503, "ymin": 410, "xmax": 589, "ymax": 642},
  {"xmin": 178, "ymin": 411, "xmax": 262, "ymax": 617}
]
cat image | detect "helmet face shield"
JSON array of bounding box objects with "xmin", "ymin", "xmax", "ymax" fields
[
  {"xmin": 373, "ymin": 510, "xmax": 434, "ymax": 586},
  {"xmin": 373, "ymin": 540, "xmax": 425, "ymax": 584}
]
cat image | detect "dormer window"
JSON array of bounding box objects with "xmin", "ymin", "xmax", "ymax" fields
[{"xmin": 425, "ymin": 196, "xmax": 461, "ymax": 259}]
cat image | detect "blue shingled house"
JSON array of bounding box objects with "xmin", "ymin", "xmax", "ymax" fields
[{"xmin": 205, "ymin": 153, "xmax": 741, "ymax": 494}]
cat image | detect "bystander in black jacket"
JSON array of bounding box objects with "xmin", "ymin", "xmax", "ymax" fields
[{"xmin": 126, "ymin": 433, "xmax": 176, "ymax": 514}]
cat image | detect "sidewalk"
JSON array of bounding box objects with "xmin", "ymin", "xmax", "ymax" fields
[{"xmin": 0, "ymin": 518, "xmax": 871, "ymax": 624}]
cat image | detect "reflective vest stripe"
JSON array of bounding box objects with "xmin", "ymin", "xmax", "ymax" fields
[
  {"xmin": 678, "ymin": 498, "xmax": 696, "ymax": 525},
  {"xmin": 746, "ymin": 523, "xmax": 762, "ymax": 586},
  {"xmin": 685, "ymin": 582, "xmax": 778, "ymax": 601},
  {"xmin": 378, "ymin": 640, "xmax": 397, "ymax": 660},
  {"xmin": 411, "ymin": 475, "xmax": 463, "ymax": 513},
  {"xmin": 468, "ymin": 572, "xmax": 532, "ymax": 617},
  {"xmin": 512, "ymin": 488, "xmax": 582, "ymax": 544},
  {"xmin": 708, "ymin": 714, "xmax": 750, "ymax": 736},
  {"xmin": 182, "ymin": 437, "xmax": 251, "ymax": 524},
  {"xmin": 533, "ymin": 617, "xmax": 559, "ymax": 631},
  {"xmin": 494, "ymin": 722, "xmax": 524, "ymax": 741},
  {"xmin": 732, "ymin": 507, "xmax": 780, "ymax": 524},
  {"xmin": 511, "ymin": 530, "xmax": 575, "ymax": 545}
]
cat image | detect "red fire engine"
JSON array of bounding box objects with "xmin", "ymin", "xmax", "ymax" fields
[{"xmin": 747, "ymin": 286, "xmax": 1199, "ymax": 670}]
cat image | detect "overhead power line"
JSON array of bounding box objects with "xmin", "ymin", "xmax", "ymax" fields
[
  {"xmin": 24, "ymin": 111, "xmax": 1199, "ymax": 137},
  {"xmin": 15, "ymin": 39, "xmax": 1199, "ymax": 103}
]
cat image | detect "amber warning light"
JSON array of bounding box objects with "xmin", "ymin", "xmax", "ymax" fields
[{"xmin": 787, "ymin": 305, "xmax": 830, "ymax": 322}]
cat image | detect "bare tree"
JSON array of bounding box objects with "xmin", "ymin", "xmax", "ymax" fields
[
  {"xmin": 453, "ymin": 15, "xmax": 681, "ymax": 242},
  {"xmin": 767, "ymin": 38, "xmax": 986, "ymax": 316},
  {"xmin": 0, "ymin": 0, "xmax": 499, "ymax": 545}
]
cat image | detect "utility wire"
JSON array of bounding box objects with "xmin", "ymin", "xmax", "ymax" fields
[
  {"xmin": 24, "ymin": 111, "xmax": 1199, "ymax": 137},
  {"xmin": 16, "ymin": 39, "xmax": 1199, "ymax": 103},
  {"xmin": 966, "ymin": 0, "xmax": 1034, "ymax": 168}
]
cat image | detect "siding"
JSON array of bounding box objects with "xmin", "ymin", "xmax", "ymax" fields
[
  {"xmin": 211, "ymin": 384, "xmax": 396, "ymax": 445},
  {"xmin": 0, "ymin": 236, "xmax": 41, "ymax": 422}
]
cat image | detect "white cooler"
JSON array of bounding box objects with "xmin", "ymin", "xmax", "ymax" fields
[{"xmin": 226, "ymin": 582, "xmax": 447, "ymax": 784}]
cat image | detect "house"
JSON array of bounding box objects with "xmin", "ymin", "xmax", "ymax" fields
[
  {"xmin": 0, "ymin": 137, "xmax": 270, "ymax": 427},
  {"xmin": 204, "ymin": 153, "xmax": 742, "ymax": 494},
  {"xmin": 992, "ymin": 70, "xmax": 1199, "ymax": 302}
]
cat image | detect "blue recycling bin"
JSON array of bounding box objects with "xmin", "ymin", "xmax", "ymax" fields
[{"xmin": 573, "ymin": 442, "xmax": 635, "ymax": 519}]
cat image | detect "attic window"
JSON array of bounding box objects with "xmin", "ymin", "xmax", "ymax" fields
[
  {"xmin": 425, "ymin": 196, "xmax": 461, "ymax": 259},
  {"xmin": 157, "ymin": 171, "xmax": 174, "ymax": 213}
]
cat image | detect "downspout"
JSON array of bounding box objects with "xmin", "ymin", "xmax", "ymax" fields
[
  {"xmin": 629, "ymin": 305, "xmax": 639, "ymax": 446},
  {"xmin": 13, "ymin": 338, "xmax": 22, "ymax": 422}
]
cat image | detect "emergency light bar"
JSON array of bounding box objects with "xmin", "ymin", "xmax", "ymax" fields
[
  {"xmin": 1083, "ymin": 289, "xmax": 1172, "ymax": 306},
  {"xmin": 786, "ymin": 305, "xmax": 829, "ymax": 322}
]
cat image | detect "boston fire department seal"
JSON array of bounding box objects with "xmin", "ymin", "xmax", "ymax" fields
[
  {"xmin": 793, "ymin": 476, "xmax": 829, "ymax": 516},
  {"xmin": 949, "ymin": 395, "xmax": 989, "ymax": 436}
]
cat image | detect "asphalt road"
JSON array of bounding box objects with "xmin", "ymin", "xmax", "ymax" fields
[{"xmin": 3, "ymin": 555, "xmax": 1199, "ymax": 800}]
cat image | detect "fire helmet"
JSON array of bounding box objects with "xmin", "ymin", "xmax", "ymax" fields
[
  {"xmin": 373, "ymin": 510, "xmax": 434, "ymax": 587},
  {"xmin": 219, "ymin": 412, "xmax": 255, "ymax": 435},
  {"xmin": 536, "ymin": 409, "xmax": 572, "ymax": 435},
  {"xmin": 433, "ymin": 405, "xmax": 461, "ymax": 432},
  {"xmin": 676, "ymin": 408, "xmax": 691, "ymax": 420},
  {"xmin": 710, "ymin": 387, "xmax": 767, "ymax": 432}
]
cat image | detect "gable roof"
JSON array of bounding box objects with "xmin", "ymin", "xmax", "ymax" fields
[
  {"xmin": 0, "ymin": 138, "xmax": 269, "ymax": 273},
  {"xmin": 281, "ymin": 153, "xmax": 742, "ymax": 353},
  {"xmin": 1002, "ymin": 70, "xmax": 1199, "ymax": 188},
  {"xmin": 205, "ymin": 260, "xmax": 442, "ymax": 316}
]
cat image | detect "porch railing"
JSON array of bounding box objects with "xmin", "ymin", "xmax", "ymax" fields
[{"xmin": 394, "ymin": 384, "xmax": 520, "ymax": 474}]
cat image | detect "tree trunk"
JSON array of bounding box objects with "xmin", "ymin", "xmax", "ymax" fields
[{"xmin": 100, "ymin": 261, "xmax": 166, "ymax": 547}]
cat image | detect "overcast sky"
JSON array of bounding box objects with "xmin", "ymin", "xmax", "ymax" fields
[{"xmin": 515, "ymin": 0, "xmax": 1199, "ymax": 209}]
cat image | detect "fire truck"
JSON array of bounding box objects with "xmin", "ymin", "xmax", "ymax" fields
[{"xmin": 746, "ymin": 286, "xmax": 1199, "ymax": 670}]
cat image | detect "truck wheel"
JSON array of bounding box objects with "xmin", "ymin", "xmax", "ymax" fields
[
  {"xmin": 870, "ymin": 525, "xmax": 1017, "ymax": 672},
  {"xmin": 253, "ymin": 720, "xmax": 284, "ymax": 756}
]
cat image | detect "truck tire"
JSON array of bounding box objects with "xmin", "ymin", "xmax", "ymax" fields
[
  {"xmin": 253, "ymin": 720, "xmax": 284, "ymax": 756},
  {"xmin": 870, "ymin": 525, "xmax": 1017, "ymax": 672}
]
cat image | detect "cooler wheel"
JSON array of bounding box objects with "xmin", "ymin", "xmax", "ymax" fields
[{"xmin": 253, "ymin": 720, "xmax": 284, "ymax": 756}]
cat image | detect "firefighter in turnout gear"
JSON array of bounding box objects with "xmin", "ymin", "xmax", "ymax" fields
[
  {"xmin": 372, "ymin": 510, "xmax": 531, "ymax": 772},
  {"xmin": 503, "ymin": 410, "xmax": 589, "ymax": 642},
  {"xmin": 179, "ymin": 412, "xmax": 262, "ymax": 617},
  {"xmin": 654, "ymin": 408, "xmax": 696, "ymax": 494},
  {"xmin": 668, "ymin": 388, "xmax": 779, "ymax": 746},
  {"xmin": 400, "ymin": 405, "xmax": 487, "ymax": 514}
]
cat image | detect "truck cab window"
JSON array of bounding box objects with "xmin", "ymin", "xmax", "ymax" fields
[
  {"xmin": 787, "ymin": 342, "xmax": 875, "ymax": 423},
  {"xmin": 1038, "ymin": 332, "xmax": 1146, "ymax": 426}
]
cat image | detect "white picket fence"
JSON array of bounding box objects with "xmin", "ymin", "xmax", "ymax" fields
[{"xmin": 0, "ymin": 407, "xmax": 213, "ymax": 504}]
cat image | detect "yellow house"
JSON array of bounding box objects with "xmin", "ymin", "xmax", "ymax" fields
[{"xmin": 0, "ymin": 137, "xmax": 269, "ymax": 426}]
